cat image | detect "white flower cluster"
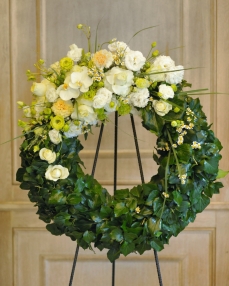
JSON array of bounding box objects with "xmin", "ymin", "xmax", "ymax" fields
[{"xmin": 22, "ymin": 38, "xmax": 186, "ymax": 151}]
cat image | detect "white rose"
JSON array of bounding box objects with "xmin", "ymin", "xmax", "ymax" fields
[
  {"xmin": 46, "ymin": 87, "xmax": 59, "ymax": 102},
  {"xmin": 158, "ymin": 84, "xmax": 174, "ymax": 99},
  {"xmin": 49, "ymin": 129, "xmax": 62, "ymax": 144},
  {"xmin": 39, "ymin": 148, "xmax": 56, "ymax": 164},
  {"xmin": 152, "ymin": 100, "xmax": 172, "ymax": 116},
  {"xmin": 67, "ymin": 44, "xmax": 82, "ymax": 62},
  {"xmin": 104, "ymin": 67, "xmax": 134, "ymax": 97},
  {"xmin": 125, "ymin": 50, "xmax": 146, "ymax": 71},
  {"xmin": 165, "ymin": 65, "xmax": 184, "ymax": 84},
  {"xmin": 64, "ymin": 122, "xmax": 82, "ymax": 138},
  {"xmin": 153, "ymin": 55, "xmax": 175, "ymax": 70},
  {"xmin": 129, "ymin": 88, "xmax": 149, "ymax": 108},
  {"xmin": 31, "ymin": 82, "xmax": 46, "ymax": 97},
  {"xmin": 93, "ymin": 88, "xmax": 112, "ymax": 109},
  {"xmin": 45, "ymin": 165, "xmax": 69, "ymax": 181}
]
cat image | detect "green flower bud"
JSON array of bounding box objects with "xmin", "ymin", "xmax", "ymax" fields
[
  {"xmin": 33, "ymin": 145, "xmax": 40, "ymax": 152},
  {"xmin": 74, "ymin": 120, "xmax": 80, "ymax": 126},
  {"xmin": 43, "ymin": 108, "xmax": 52, "ymax": 115},
  {"xmin": 152, "ymin": 50, "xmax": 159, "ymax": 57},
  {"xmin": 144, "ymin": 62, "xmax": 151, "ymax": 69},
  {"xmin": 171, "ymin": 121, "xmax": 178, "ymax": 127},
  {"xmin": 77, "ymin": 24, "xmax": 83, "ymax": 29},
  {"xmin": 97, "ymin": 81, "xmax": 104, "ymax": 88},
  {"xmin": 151, "ymin": 41, "xmax": 157, "ymax": 48},
  {"xmin": 63, "ymin": 124, "xmax": 70, "ymax": 132},
  {"xmin": 157, "ymin": 92, "xmax": 163, "ymax": 97},
  {"xmin": 174, "ymin": 107, "xmax": 180, "ymax": 113},
  {"xmin": 34, "ymin": 127, "xmax": 43, "ymax": 135},
  {"xmin": 17, "ymin": 101, "xmax": 25, "ymax": 108},
  {"xmin": 171, "ymin": 84, "xmax": 177, "ymax": 92}
]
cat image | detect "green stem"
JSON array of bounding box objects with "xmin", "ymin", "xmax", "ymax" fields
[{"xmin": 167, "ymin": 129, "xmax": 182, "ymax": 176}]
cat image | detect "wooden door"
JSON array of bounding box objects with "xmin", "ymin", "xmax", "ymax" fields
[{"xmin": 1, "ymin": 0, "xmax": 229, "ymax": 285}]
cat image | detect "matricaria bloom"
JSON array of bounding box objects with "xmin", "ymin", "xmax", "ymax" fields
[
  {"xmin": 51, "ymin": 98, "xmax": 73, "ymax": 118},
  {"xmin": 92, "ymin": 49, "xmax": 113, "ymax": 68},
  {"xmin": 152, "ymin": 100, "xmax": 172, "ymax": 116},
  {"xmin": 39, "ymin": 148, "xmax": 56, "ymax": 164},
  {"xmin": 67, "ymin": 44, "xmax": 82, "ymax": 62},
  {"xmin": 129, "ymin": 88, "xmax": 149, "ymax": 108},
  {"xmin": 93, "ymin": 88, "xmax": 112, "ymax": 109},
  {"xmin": 45, "ymin": 165, "xmax": 69, "ymax": 181},
  {"xmin": 48, "ymin": 129, "xmax": 62, "ymax": 144},
  {"xmin": 125, "ymin": 50, "xmax": 146, "ymax": 71},
  {"xmin": 158, "ymin": 84, "xmax": 174, "ymax": 99}
]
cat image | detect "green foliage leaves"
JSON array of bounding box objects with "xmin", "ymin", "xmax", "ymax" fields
[{"xmin": 17, "ymin": 93, "xmax": 224, "ymax": 263}]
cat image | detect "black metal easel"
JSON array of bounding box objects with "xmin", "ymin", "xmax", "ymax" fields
[{"xmin": 68, "ymin": 112, "xmax": 163, "ymax": 286}]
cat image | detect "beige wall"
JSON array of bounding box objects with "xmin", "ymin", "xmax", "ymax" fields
[{"xmin": 0, "ymin": 0, "xmax": 229, "ymax": 285}]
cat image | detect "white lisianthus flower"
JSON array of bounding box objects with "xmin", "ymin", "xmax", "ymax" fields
[
  {"xmin": 45, "ymin": 165, "xmax": 69, "ymax": 181},
  {"xmin": 146, "ymin": 65, "xmax": 166, "ymax": 82},
  {"xmin": 165, "ymin": 65, "xmax": 184, "ymax": 84},
  {"xmin": 104, "ymin": 96, "xmax": 119, "ymax": 113},
  {"xmin": 158, "ymin": 84, "xmax": 174, "ymax": 99},
  {"xmin": 67, "ymin": 44, "xmax": 82, "ymax": 62},
  {"xmin": 92, "ymin": 49, "xmax": 113, "ymax": 68},
  {"xmin": 64, "ymin": 122, "xmax": 82, "ymax": 138},
  {"xmin": 104, "ymin": 67, "xmax": 134, "ymax": 97},
  {"xmin": 23, "ymin": 106, "xmax": 32, "ymax": 117},
  {"xmin": 129, "ymin": 88, "xmax": 149, "ymax": 108},
  {"xmin": 153, "ymin": 55, "xmax": 175, "ymax": 70},
  {"xmin": 49, "ymin": 129, "xmax": 62, "ymax": 144},
  {"xmin": 93, "ymin": 88, "xmax": 112, "ymax": 109},
  {"xmin": 152, "ymin": 100, "xmax": 172, "ymax": 116},
  {"xmin": 77, "ymin": 104, "xmax": 97, "ymax": 125},
  {"xmin": 69, "ymin": 66, "xmax": 93, "ymax": 93},
  {"xmin": 39, "ymin": 148, "xmax": 56, "ymax": 164},
  {"xmin": 31, "ymin": 82, "xmax": 46, "ymax": 97},
  {"xmin": 46, "ymin": 87, "xmax": 59, "ymax": 102},
  {"xmin": 108, "ymin": 41, "xmax": 130, "ymax": 53},
  {"xmin": 125, "ymin": 50, "xmax": 146, "ymax": 71}
]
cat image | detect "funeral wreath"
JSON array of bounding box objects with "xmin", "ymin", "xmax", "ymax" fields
[{"xmin": 16, "ymin": 24, "xmax": 224, "ymax": 262}]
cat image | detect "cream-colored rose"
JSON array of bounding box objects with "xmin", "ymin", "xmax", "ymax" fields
[
  {"xmin": 152, "ymin": 100, "xmax": 172, "ymax": 116},
  {"xmin": 48, "ymin": 129, "xmax": 62, "ymax": 144},
  {"xmin": 31, "ymin": 82, "xmax": 46, "ymax": 97},
  {"xmin": 45, "ymin": 165, "xmax": 69, "ymax": 181},
  {"xmin": 39, "ymin": 148, "xmax": 56, "ymax": 164},
  {"xmin": 158, "ymin": 84, "xmax": 174, "ymax": 99},
  {"xmin": 104, "ymin": 67, "xmax": 134, "ymax": 97}
]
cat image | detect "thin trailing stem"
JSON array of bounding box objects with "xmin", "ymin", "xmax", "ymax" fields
[{"xmin": 167, "ymin": 129, "xmax": 182, "ymax": 177}]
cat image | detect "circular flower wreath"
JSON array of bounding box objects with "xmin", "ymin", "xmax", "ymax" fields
[{"xmin": 17, "ymin": 25, "xmax": 224, "ymax": 262}]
